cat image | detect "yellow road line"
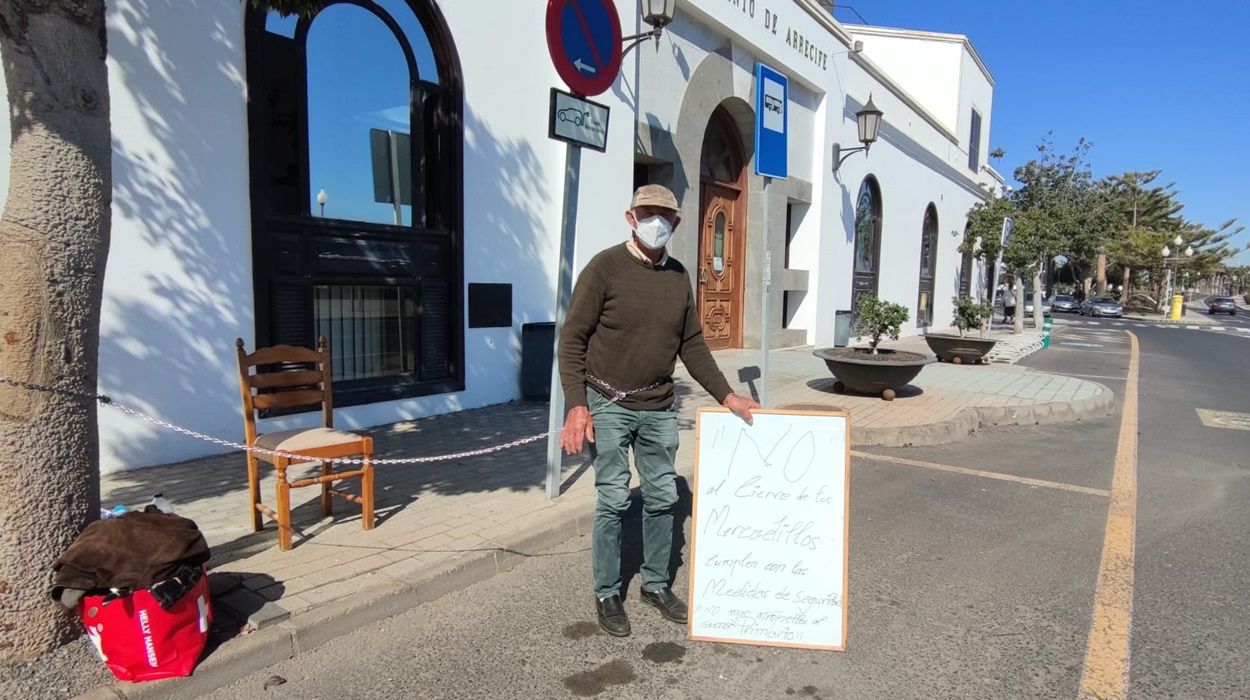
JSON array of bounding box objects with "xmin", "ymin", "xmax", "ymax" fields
[
  {"xmin": 851, "ymin": 451, "xmax": 1111, "ymax": 498},
  {"xmin": 1078, "ymin": 331, "xmax": 1139, "ymax": 699}
]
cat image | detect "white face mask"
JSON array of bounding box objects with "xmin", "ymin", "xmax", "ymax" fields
[{"xmin": 633, "ymin": 214, "xmax": 674, "ymax": 250}]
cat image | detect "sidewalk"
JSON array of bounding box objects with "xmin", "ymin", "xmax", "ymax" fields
[{"xmin": 85, "ymin": 339, "xmax": 1113, "ymax": 698}]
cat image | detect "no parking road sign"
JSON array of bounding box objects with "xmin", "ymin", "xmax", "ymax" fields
[{"xmin": 545, "ymin": 0, "xmax": 622, "ymax": 97}]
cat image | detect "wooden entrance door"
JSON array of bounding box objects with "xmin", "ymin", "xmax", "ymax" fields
[
  {"xmin": 698, "ymin": 184, "xmax": 744, "ymax": 350},
  {"xmin": 697, "ymin": 106, "xmax": 747, "ymax": 350}
]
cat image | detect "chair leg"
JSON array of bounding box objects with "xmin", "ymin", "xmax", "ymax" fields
[
  {"xmin": 320, "ymin": 460, "xmax": 333, "ymax": 518},
  {"xmin": 246, "ymin": 451, "xmax": 262, "ymax": 532},
  {"xmin": 361, "ymin": 438, "xmax": 375, "ymax": 530},
  {"xmin": 276, "ymin": 457, "xmax": 293, "ymax": 551}
]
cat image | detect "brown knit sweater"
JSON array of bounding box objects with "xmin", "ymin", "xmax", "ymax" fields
[{"xmin": 559, "ymin": 243, "xmax": 733, "ymax": 411}]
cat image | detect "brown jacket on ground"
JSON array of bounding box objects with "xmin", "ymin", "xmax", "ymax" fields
[{"xmin": 51, "ymin": 508, "xmax": 210, "ymax": 598}]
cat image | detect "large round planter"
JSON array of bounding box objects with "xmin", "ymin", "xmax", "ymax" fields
[
  {"xmin": 812, "ymin": 347, "xmax": 934, "ymax": 400},
  {"xmin": 923, "ymin": 333, "xmax": 997, "ymax": 365}
]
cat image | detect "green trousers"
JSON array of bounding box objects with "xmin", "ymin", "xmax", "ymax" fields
[{"xmin": 587, "ymin": 390, "xmax": 680, "ymax": 599}]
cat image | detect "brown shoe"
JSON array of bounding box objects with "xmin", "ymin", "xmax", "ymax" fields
[
  {"xmin": 640, "ymin": 586, "xmax": 688, "ymax": 623},
  {"xmin": 596, "ymin": 594, "xmax": 631, "ymax": 637}
]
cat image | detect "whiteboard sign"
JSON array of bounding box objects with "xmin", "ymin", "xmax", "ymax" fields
[{"xmin": 688, "ymin": 408, "xmax": 850, "ymax": 651}]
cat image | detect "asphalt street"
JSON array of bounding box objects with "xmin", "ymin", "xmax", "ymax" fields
[{"xmin": 205, "ymin": 318, "xmax": 1249, "ymax": 699}]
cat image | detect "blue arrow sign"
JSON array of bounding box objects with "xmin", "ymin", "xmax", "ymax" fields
[{"xmin": 546, "ymin": 0, "xmax": 622, "ymax": 97}]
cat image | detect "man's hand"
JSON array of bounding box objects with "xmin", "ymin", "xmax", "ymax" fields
[
  {"xmin": 561, "ymin": 405, "xmax": 595, "ymax": 454},
  {"xmin": 723, "ymin": 393, "xmax": 761, "ymax": 425}
]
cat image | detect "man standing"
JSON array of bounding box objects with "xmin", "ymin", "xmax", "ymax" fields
[{"xmin": 559, "ymin": 184, "xmax": 760, "ymax": 637}]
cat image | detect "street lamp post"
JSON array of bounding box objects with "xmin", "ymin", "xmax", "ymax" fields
[{"xmin": 1161, "ymin": 234, "xmax": 1193, "ymax": 317}]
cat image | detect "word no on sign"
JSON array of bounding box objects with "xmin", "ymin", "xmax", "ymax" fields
[{"xmin": 545, "ymin": 0, "xmax": 622, "ymax": 96}]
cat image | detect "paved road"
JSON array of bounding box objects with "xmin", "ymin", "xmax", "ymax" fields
[{"xmin": 206, "ymin": 322, "xmax": 1250, "ymax": 699}]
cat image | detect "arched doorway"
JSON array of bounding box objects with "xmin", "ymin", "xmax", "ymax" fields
[
  {"xmin": 916, "ymin": 204, "xmax": 938, "ymax": 326},
  {"xmin": 697, "ymin": 106, "xmax": 747, "ymax": 350},
  {"xmin": 851, "ymin": 176, "xmax": 883, "ymax": 317}
]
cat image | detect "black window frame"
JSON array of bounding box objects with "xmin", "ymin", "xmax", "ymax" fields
[
  {"xmin": 244, "ymin": 0, "xmax": 465, "ymax": 409},
  {"xmin": 916, "ymin": 203, "xmax": 938, "ymax": 327},
  {"xmin": 968, "ymin": 108, "xmax": 982, "ymax": 172}
]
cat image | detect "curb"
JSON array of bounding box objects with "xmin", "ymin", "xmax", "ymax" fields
[
  {"xmin": 76, "ymin": 378, "xmax": 1114, "ymax": 698},
  {"xmin": 850, "ymin": 381, "xmax": 1115, "ymax": 448},
  {"xmin": 78, "ymin": 509, "xmax": 591, "ymax": 700}
]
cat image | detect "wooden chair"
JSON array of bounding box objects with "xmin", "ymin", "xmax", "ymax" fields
[{"xmin": 235, "ymin": 336, "xmax": 374, "ymax": 550}]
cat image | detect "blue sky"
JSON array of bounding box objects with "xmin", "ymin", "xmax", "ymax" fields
[{"xmin": 839, "ymin": 0, "xmax": 1250, "ymax": 265}]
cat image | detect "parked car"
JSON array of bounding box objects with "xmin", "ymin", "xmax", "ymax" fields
[
  {"xmin": 1079, "ymin": 297, "xmax": 1124, "ymax": 318},
  {"xmin": 999, "ymin": 291, "xmax": 1051, "ymax": 319},
  {"xmin": 1203, "ymin": 295, "xmax": 1237, "ymax": 315},
  {"xmin": 1024, "ymin": 292, "xmax": 1052, "ymax": 317},
  {"xmin": 1049, "ymin": 294, "xmax": 1080, "ymax": 313}
]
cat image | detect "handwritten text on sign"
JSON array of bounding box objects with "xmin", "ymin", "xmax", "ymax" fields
[{"xmin": 688, "ymin": 409, "xmax": 849, "ymax": 650}]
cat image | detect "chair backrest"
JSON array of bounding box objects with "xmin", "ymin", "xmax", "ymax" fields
[{"xmin": 235, "ymin": 337, "xmax": 334, "ymax": 442}]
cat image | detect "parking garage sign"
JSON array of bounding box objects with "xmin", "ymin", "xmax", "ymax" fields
[{"xmin": 549, "ymin": 88, "xmax": 610, "ymax": 152}]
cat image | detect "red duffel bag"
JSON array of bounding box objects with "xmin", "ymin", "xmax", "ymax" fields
[
  {"xmin": 53, "ymin": 508, "xmax": 214, "ymax": 681},
  {"xmin": 80, "ymin": 567, "xmax": 212, "ymax": 682}
]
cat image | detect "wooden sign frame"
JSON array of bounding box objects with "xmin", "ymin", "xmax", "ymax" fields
[{"xmin": 687, "ymin": 407, "xmax": 851, "ymax": 651}]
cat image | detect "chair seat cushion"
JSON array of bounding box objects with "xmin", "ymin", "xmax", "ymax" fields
[{"xmin": 254, "ymin": 427, "xmax": 363, "ymax": 462}]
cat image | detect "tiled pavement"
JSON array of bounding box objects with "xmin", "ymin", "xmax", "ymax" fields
[{"xmin": 98, "ymin": 332, "xmax": 1113, "ymax": 643}]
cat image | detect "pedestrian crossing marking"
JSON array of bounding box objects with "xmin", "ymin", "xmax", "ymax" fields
[{"xmin": 1058, "ymin": 318, "xmax": 1250, "ymax": 338}]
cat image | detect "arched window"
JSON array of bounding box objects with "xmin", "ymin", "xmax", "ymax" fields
[
  {"xmin": 700, "ymin": 107, "xmax": 744, "ymax": 186},
  {"xmin": 246, "ymin": 1, "xmax": 463, "ymax": 406},
  {"xmin": 958, "ymin": 222, "xmax": 975, "ymax": 297},
  {"xmin": 917, "ymin": 204, "xmax": 938, "ymax": 326},
  {"xmin": 853, "ymin": 179, "xmax": 880, "ymax": 274},
  {"xmin": 851, "ymin": 177, "xmax": 882, "ymax": 315}
]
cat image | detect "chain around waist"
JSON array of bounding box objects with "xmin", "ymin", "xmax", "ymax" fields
[{"xmin": 585, "ymin": 372, "xmax": 671, "ymax": 403}]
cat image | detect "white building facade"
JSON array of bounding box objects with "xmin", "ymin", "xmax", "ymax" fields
[{"xmin": 0, "ymin": 0, "xmax": 997, "ymax": 473}]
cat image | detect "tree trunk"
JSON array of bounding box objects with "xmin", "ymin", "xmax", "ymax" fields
[
  {"xmin": 0, "ymin": 1, "xmax": 110, "ymax": 663},
  {"xmin": 1120, "ymin": 266, "xmax": 1131, "ymax": 305},
  {"xmin": 1082, "ymin": 276, "xmax": 1092, "ymax": 300},
  {"xmin": 1096, "ymin": 254, "xmax": 1107, "ymax": 296},
  {"xmin": 1012, "ymin": 280, "xmax": 1024, "ymax": 334}
]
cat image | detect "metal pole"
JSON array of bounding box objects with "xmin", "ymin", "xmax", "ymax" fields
[
  {"xmin": 388, "ymin": 130, "xmax": 403, "ymax": 226},
  {"xmin": 759, "ymin": 177, "xmax": 771, "ymax": 407},
  {"xmin": 545, "ymin": 145, "xmax": 582, "ymax": 499}
]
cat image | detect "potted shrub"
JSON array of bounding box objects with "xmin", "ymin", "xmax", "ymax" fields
[
  {"xmin": 924, "ymin": 295, "xmax": 998, "ymax": 364},
  {"xmin": 812, "ymin": 296, "xmax": 933, "ymax": 401}
]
